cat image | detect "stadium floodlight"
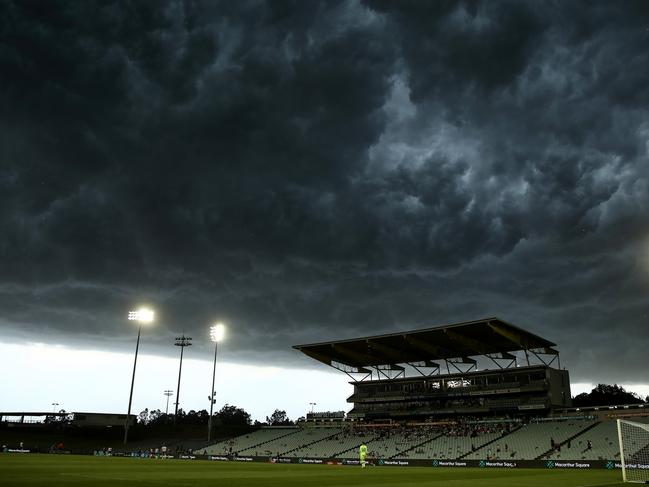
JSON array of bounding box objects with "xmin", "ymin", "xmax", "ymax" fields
[
  {"xmin": 128, "ymin": 307, "xmax": 155, "ymax": 324},
  {"xmin": 210, "ymin": 323, "xmax": 226, "ymax": 343},
  {"xmin": 173, "ymin": 334, "xmax": 192, "ymax": 421},
  {"xmin": 208, "ymin": 322, "xmax": 226, "ymax": 442},
  {"xmin": 163, "ymin": 390, "xmax": 174, "ymax": 415},
  {"xmin": 124, "ymin": 307, "xmax": 155, "ymax": 445},
  {"xmin": 51, "ymin": 402, "xmax": 59, "ymax": 413}
]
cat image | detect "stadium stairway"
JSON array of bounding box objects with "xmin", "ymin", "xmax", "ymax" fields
[
  {"xmin": 537, "ymin": 421, "xmax": 601, "ymax": 460},
  {"xmin": 457, "ymin": 424, "xmax": 524, "ymax": 460},
  {"xmin": 278, "ymin": 429, "xmax": 346, "ymax": 457},
  {"xmin": 388, "ymin": 433, "xmax": 445, "ymax": 459}
]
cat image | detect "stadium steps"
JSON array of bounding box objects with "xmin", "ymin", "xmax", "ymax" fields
[
  {"xmin": 278, "ymin": 429, "xmax": 345, "ymax": 456},
  {"xmin": 235, "ymin": 429, "xmax": 302, "ymax": 454},
  {"xmin": 536, "ymin": 421, "xmax": 601, "ymax": 460},
  {"xmin": 387, "ymin": 433, "xmax": 445, "ymax": 459},
  {"xmin": 457, "ymin": 424, "xmax": 524, "ymax": 460}
]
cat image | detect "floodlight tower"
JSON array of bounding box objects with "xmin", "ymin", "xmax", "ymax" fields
[
  {"xmin": 309, "ymin": 402, "xmax": 316, "ymax": 414},
  {"xmin": 207, "ymin": 323, "xmax": 225, "ymax": 442},
  {"xmin": 164, "ymin": 390, "xmax": 174, "ymax": 415},
  {"xmin": 51, "ymin": 402, "xmax": 59, "ymax": 413},
  {"xmin": 173, "ymin": 334, "xmax": 192, "ymax": 421},
  {"xmin": 124, "ymin": 307, "xmax": 155, "ymax": 444}
]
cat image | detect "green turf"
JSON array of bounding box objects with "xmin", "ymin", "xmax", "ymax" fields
[{"xmin": 0, "ymin": 454, "xmax": 627, "ymax": 487}]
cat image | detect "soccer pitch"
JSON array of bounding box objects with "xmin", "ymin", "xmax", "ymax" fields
[{"xmin": 0, "ymin": 454, "xmax": 626, "ymax": 487}]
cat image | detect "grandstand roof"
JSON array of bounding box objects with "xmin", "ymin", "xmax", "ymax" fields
[{"xmin": 293, "ymin": 317, "xmax": 556, "ymax": 370}]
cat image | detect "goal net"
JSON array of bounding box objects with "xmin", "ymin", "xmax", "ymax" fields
[{"xmin": 617, "ymin": 419, "xmax": 649, "ymax": 483}]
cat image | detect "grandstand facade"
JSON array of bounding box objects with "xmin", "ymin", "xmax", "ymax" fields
[{"xmin": 294, "ymin": 317, "xmax": 571, "ymax": 420}]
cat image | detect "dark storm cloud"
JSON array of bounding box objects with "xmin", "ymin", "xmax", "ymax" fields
[{"xmin": 1, "ymin": 0, "xmax": 648, "ymax": 384}]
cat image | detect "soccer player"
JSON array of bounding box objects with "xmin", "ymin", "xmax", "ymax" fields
[{"xmin": 359, "ymin": 443, "xmax": 368, "ymax": 468}]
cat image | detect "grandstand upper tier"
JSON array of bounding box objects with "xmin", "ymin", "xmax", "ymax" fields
[{"xmin": 294, "ymin": 317, "xmax": 571, "ymax": 419}]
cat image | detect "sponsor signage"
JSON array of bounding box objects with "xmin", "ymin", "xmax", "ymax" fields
[
  {"xmin": 480, "ymin": 461, "xmax": 518, "ymax": 468},
  {"xmin": 49, "ymin": 451, "xmax": 639, "ymax": 470},
  {"xmin": 611, "ymin": 462, "xmax": 649, "ymax": 470},
  {"xmin": 545, "ymin": 461, "xmax": 592, "ymax": 469},
  {"xmin": 208, "ymin": 456, "xmax": 229, "ymax": 461},
  {"xmin": 432, "ymin": 460, "xmax": 468, "ymax": 467},
  {"xmin": 299, "ymin": 458, "xmax": 324, "ymax": 464}
]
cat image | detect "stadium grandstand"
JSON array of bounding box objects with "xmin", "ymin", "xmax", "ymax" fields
[
  {"xmin": 193, "ymin": 317, "xmax": 649, "ymax": 472},
  {"xmin": 294, "ymin": 317, "xmax": 571, "ymax": 418}
]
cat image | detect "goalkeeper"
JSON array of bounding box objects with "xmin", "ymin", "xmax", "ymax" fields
[{"xmin": 359, "ymin": 443, "xmax": 368, "ymax": 468}]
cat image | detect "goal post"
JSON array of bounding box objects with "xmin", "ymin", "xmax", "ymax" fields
[{"xmin": 617, "ymin": 419, "xmax": 649, "ymax": 483}]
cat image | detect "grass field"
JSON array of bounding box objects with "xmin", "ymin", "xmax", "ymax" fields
[{"xmin": 0, "ymin": 454, "xmax": 627, "ymax": 487}]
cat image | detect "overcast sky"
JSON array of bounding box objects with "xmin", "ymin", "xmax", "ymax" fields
[{"xmin": 1, "ymin": 0, "xmax": 649, "ymax": 419}]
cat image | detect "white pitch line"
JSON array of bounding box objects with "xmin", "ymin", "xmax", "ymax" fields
[{"xmin": 575, "ymin": 482, "xmax": 625, "ymax": 487}]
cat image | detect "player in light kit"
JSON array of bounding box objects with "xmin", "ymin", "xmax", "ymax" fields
[{"xmin": 359, "ymin": 443, "xmax": 368, "ymax": 468}]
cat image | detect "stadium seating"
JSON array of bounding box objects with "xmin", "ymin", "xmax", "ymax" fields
[
  {"xmin": 464, "ymin": 419, "xmax": 596, "ymax": 460},
  {"xmin": 405, "ymin": 431, "xmax": 502, "ymax": 459},
  {"xmin": 287, "ymin": 429, "xmax": 377, "ymax": 458},
  {"xmin": 197, "ymin": 417, "xmax": 645, "ymax": 461},
  {"xmin": 348, "ymin": 427, "xmax": 442, "ymax": 459},
  {"xmin": 197, "ymin": 428, "xmax": 299, "ymax": 456},
  {"xmin": 545, "ymin": 418, "xmax": 649, "ymax": 461},
  {"xmin": 238, "ymin": 427, "xmax": 342, "ymax": 457},
  {"xmin": 546, "ymin": 420, "xmax": 617, "ymax": 460}
]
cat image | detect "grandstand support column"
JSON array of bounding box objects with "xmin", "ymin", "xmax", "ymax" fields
[{"xmin": 528, "ymin": 348, "xmax": 559, "ymax": 367}]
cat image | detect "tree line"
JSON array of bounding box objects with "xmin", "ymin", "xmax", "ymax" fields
[
  {"xmin": 572, "ymin": 384, "xmax": 648, "ymax": 407},
  {"xmin": 136, "ymin": 405, "xmax": 295, "ymax": 427},
  {"xmin": 134, "ymin": 384, "xmax": 648, "ymax": 426}
]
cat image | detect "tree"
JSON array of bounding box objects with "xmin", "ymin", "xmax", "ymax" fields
[
  {"xmin": 572, "ymin": 384, "xmax": 646, "ymax": 407},
  {"xmin": 266, "ymin": 409, "xmax": 292, "ymax": 426},
  {"xmin": 183, "ymin": 409, "xmax": 209, "ymax": 425},
  {"xmin": 138, "ymin": 408, "xmax": 150, "ymax": 424},
  {"xmin": 214, "ymin": 404, "xmax": 252, "ymax": 426},
  {"xmin": 148, "ymin": 409, "xmax": 163, "ymax": 423}
]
